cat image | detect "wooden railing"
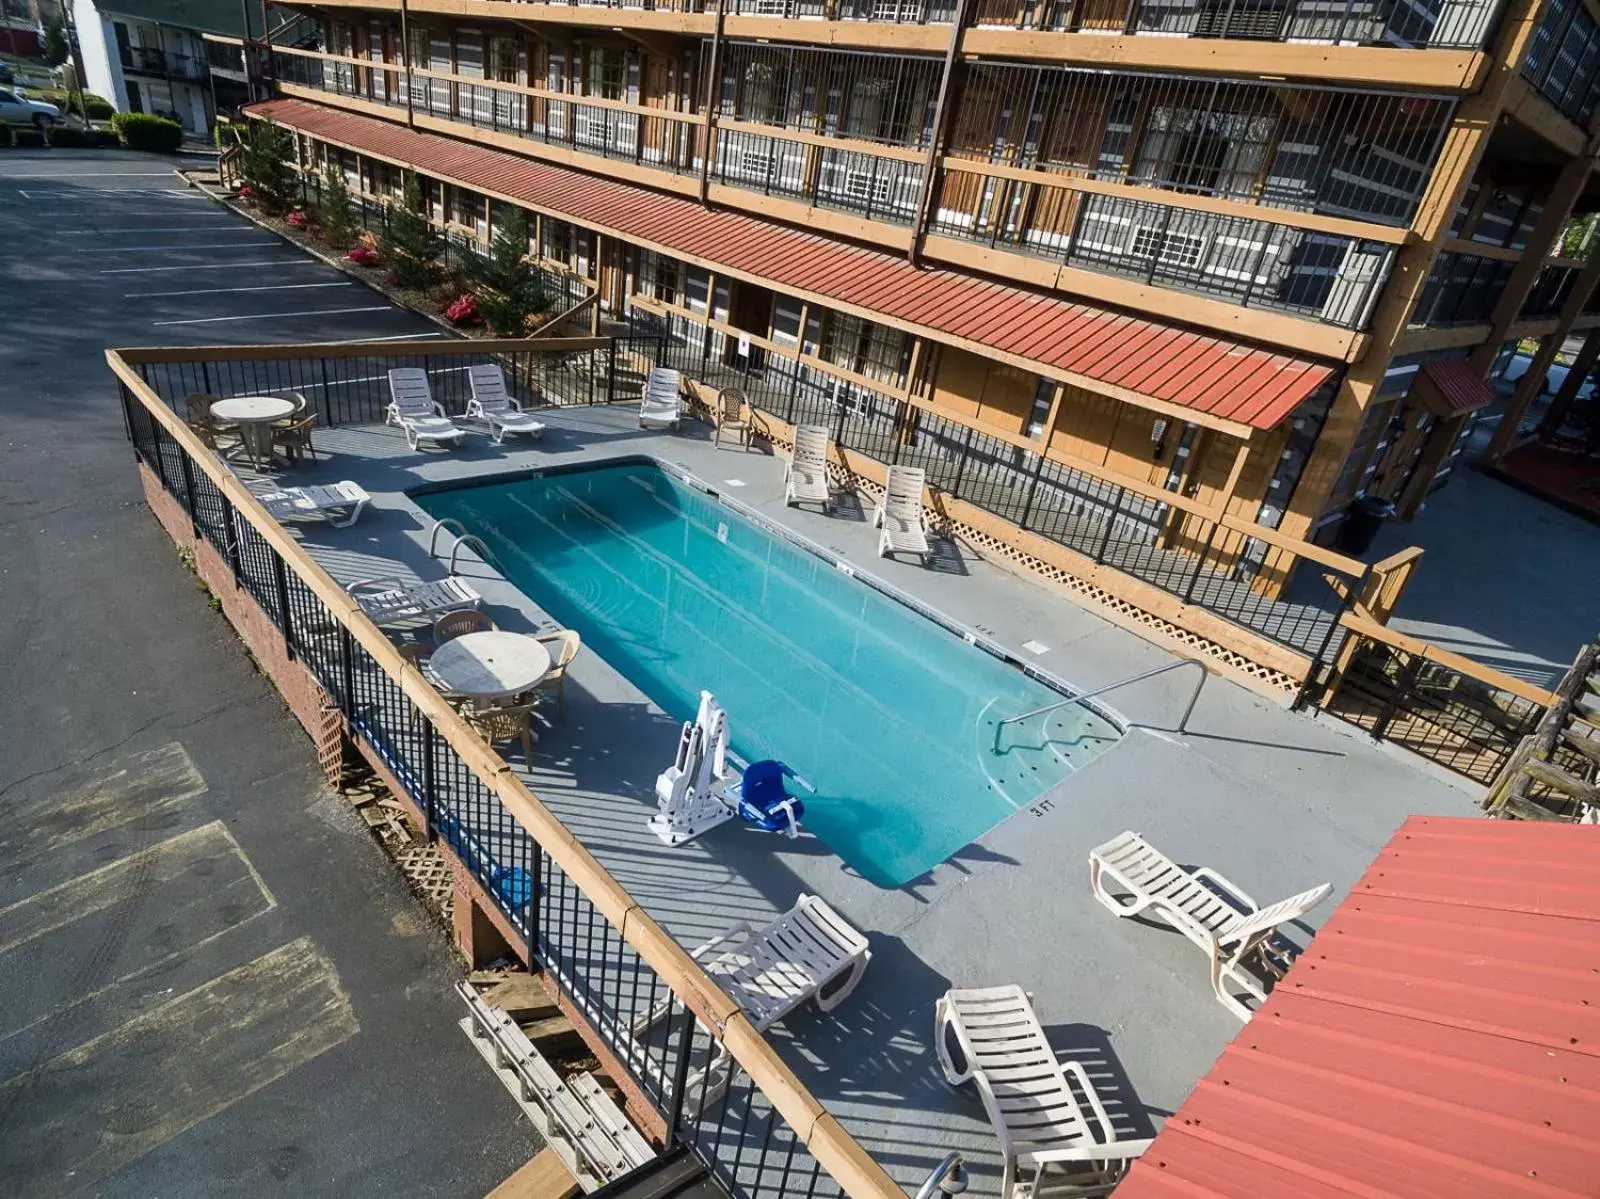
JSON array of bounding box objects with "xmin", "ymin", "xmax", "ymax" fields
[{"xmin": 107, "ymin": 338, "xmax": 906, "ymax": 1199}]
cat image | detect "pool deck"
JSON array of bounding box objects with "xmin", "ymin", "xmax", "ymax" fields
[{"xmin": 254, "ymin": 404, "xmax": 1477, "ymax": 1193}]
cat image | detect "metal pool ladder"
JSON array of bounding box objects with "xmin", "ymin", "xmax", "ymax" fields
[
  {"xmin": 992, "ymin": 657, "xmax": 1207, "ymax": 752},
  {"xmin": 428, "ymin": 518, "xmax": 499, "ymax": 575}
]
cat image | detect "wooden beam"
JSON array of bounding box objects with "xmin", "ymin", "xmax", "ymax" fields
[
  {"xmin": 696, "ymin": 3, "xmax": 724, "ymax": 206},
  {"xmin": 907, "ymin": 0, "xmax": 972, "ymax": 265},
  {"xmin": 483, "ymin": 1149, "xmax": 578, "ymax": 1199},
  {"xmin": 1539, "ymin": 323, "xmax": 1600, "ymax": 436}
]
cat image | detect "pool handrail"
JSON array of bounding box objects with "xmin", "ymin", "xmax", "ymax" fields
[{"xmin": 993, "ymin": 657, "xmax": 1208, "ymax": 752}]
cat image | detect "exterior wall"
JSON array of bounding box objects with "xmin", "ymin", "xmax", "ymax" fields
[
  {"xmin": 79, "ymin": 9, "xmax": 215, "ymax": 130},
  {"xmin": 73, "ymin": 0, "xmax": 125, "ymax": 111}
]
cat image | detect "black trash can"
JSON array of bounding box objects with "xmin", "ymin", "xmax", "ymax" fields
[{"xmin": 1338, "ymin": 494, "xmax": 1395, "ymax": 554}]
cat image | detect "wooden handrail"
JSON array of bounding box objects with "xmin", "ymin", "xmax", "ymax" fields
[
  {"xmin": 107, "ymin": 347, "xmax": 905, "ymax": 1199},
  {"xmin": 113, "ymin": 336, "xmax": 609, "ymax": 365},
  {"xmin": 1337, "ymin": 610, "xmax": 1559, "ymax": 707}
]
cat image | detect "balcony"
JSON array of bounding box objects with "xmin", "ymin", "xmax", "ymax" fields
[
  {"xmin": 1519, "ymin": 261, "xmax": 1580, "ymax": 319},
  {"xmin": 1412, "ymin": 249, "xmax": 1514, "ymax": 325},
  {"xmin": 121, "ymin": 45, "xmax": 208, "ymax": 81},
  {"xmin": 1520, "ymin": 0, "xmax": 1600, "ymax": 128}
]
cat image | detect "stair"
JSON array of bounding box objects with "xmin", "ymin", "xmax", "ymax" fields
[{"xmin": 587, "ymin": 1147, "xmax": 730, "ymax": 1199}]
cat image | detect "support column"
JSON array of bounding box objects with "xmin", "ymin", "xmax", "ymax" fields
[
  {"xmin": 1271, "ymin": 0, "xmax": 1546, "ymax": 552},
  {"xmin": 907, "ymin": 0, "xmax": 975, "ymax": 265},
  {"xmin": 1539, "ymin": 324, "xmax": 1600, "ymax": 436},
  {"xmin": 695, "ymin": 6, "xmax": 724, "ymax": 206},
  {"xmin": 1483, "ymin": 243, "xmax": 1600, "ymax": 461}
]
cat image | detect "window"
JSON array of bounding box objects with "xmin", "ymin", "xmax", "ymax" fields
[
  {"xmin": 585, "ymin": 46, "xmax": 628, "ymax": 101},
  {"xmin": 1024, "ymin": 378, "xmax": 1054, "ymax": 437},
  {"xmin": 1131, "ymin": 107, "xmax": 1276, "ymax": 200},
  {"xmin": 821, "ymin": 312, "xmax": 907, "ymax": 386}
]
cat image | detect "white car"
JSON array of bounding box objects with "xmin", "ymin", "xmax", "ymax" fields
[{"xmin": 0, "ymin": 87, "xmax": 61, "ymax": 128}]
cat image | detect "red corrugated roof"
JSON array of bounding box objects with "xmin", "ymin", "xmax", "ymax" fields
[
  {"xmin": 249, "ymin": 98, "xmax": 1335, "ymax": 431},
  {"xmin": 1119, "ymin": 815, "xmax": 1600, "ymax": 1199},
  {"xmin": 1421, "ymin": 359, "xmax": 1496, "ymax": 414}
]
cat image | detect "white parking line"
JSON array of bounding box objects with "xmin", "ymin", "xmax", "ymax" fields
[
  {"xmin": 59, "ymin": 225, "xmax": 243, "ymax": 234},
  {"xmin": 74, "ymin": 241, "xmax": 280, "ymax": 253},
  {"xmin": 315, "ymin": 331, "xmax": 446, "ymax": 346},
  {"xmin": 4, "ymin": 171, "xmax": 180, "ymax": 177},
  {"xmin": 99, "ymin": 260, "xmax": 319, "ymax": 275},
  {"xmin": 153, "ymin": 305, "xmax": 394, "ymax": 326},
  {"xmin": 127, "ymin": 281, "xmax": 354, "ymax": 298}
]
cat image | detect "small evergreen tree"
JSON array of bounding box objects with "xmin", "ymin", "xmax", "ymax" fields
[
  {"xmin": 380, "ymin": 171, "xmax": 442, "ymax": 290},
  {"xmin": 320, "ymin": 162, "xmax": 355, "ymax": 251},
  {"xmin": 462, "ymin": 209, "xmax": 544, "ymax": 336},
  {"xmin": 241, "ymin": 124, "xmax": 295, "ymax": 216}
]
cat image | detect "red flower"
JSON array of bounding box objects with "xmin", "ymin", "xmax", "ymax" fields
[
  {"xmin": 285, "ymin": 209, "xmax": 309, "ymax": 229},
  {"xmin": 445, "ymin": 293, "xmax": 482, "ymax": 326},
  {"xmin": 347, "ymin": 247, "xmax": 379, "ymax": 266}
]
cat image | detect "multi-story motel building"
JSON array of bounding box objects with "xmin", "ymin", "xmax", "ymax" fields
[{"xmin": 245, "ymin": 0, "xmax": 1600, "ymax": 680}]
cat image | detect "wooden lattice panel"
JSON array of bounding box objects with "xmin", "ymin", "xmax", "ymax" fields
[
  {"xmin": 396, "ymin": 844, "xmax": 455, "ymax": 920},
  {"xmin": 315, "ymin": 700, "xmax": 346, "ymax": 788}
]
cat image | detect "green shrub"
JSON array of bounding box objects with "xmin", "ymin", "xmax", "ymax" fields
[
  {"xmin": 462, "ymin": 208, "xmax": 544, "ymax": 336},
  {"xmin": 240, "ymin": 122, "xmax": 296, "ymax": 216},
  {"xmin": 48, "ymin": 126, "xmax": 120, "ymax": 148},
  {"xmin": 319, "ymin": 162, "xmax": 354, "ymax": 251},
  {"xmin": 379, "ymin": 171, "xmax": 443, "ymax": 290},
  {"xmin": 110, "ymin": 111, "xmax": 182, "ymax": 153}
]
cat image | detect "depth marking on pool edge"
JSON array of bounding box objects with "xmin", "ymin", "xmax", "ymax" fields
[{"xmin": 1022, "ymin": 640, "xmax": 1051, "ymax": 656}]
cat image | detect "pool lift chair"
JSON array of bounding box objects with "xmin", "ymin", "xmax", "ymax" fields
[
  {"xmin": 650, "ymin": 691, "xmax": 737, "ymax": 846},
  {"xmin": 649, "ymin": 691, "xmax": 812, "ymax": 845}
]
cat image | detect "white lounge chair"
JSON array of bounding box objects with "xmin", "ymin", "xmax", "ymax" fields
[
  {"xmin": 1088, "ymin": 830, "xmax": 1332, "ymax": 1021},
  {"xmin": 466, "ymin": 364, "xmax": 546, "ymax": 444},
  {"xmin": 386, "ymin": 368, "xmax": 467, "ymax": 450},
  {"xmin": 639, "ymin": 367, "xmax": 682, "ymax": 430},
  {"xmin": 935, "ymin": 985, "xmax": 1152, "ymax": 1199},
  {"xmin": 634, "ymin": 894, "xmax": 869, "ymax": 1109},
  {"xmin": 785, "ymin": 424, "xmax": 832, "ymax": 512},
  {"xmin": 874, "ymin": 464, "xmax": 932, "ymax": 564},
  {"xmin": 256, "ymin": 482, "xmax": 369, "ymax": 528},
  {"xmin": 347, "ymin": 575, "xmax": 482, "ymax": 627}
]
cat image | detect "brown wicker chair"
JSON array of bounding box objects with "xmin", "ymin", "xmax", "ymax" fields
[
  {"xmin": 532, "ymin": 629, "xmax": 582, "ymax": 719},
  {"xmin": 434, "ymin": 609, "xmax": 494, "ymax": 644},
  {"xmin": 273, "ymin": 414, "xmax": 319, "ymax": 464},
  {"xmin": 714, "ymin": 387, "xmax": 751, "ymax": 450},
  {"xmin": 185, "ymin": 393, "xmax": 240, "ymax": 453},
  {"xmin": 463, "ymin": 703, "xmax": 538, "ymax": 763}
]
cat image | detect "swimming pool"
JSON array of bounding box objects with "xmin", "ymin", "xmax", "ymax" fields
[{"xmin": 417, "ymin": 460, "xmax": 1123, "ymax": 887}]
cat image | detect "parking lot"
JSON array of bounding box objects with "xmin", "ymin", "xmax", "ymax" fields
[{"xmin": 0, "ymin": 151, "xmax": 530, "ymax": 1197}]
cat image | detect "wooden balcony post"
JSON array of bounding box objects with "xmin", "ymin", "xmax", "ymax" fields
[
  {"xmin": 907, "ymin": 0, "xmax": 975, "ymax": 265},
  {"xmin": 696, "ymin": 5, "xmax": 725, "ymax": 206}
]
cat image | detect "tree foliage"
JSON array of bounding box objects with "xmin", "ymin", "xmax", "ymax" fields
[
  {"xmin": 41, "ymin": 25, "xmax": 69, "ymax": 68},
  {"xmin": 379, "ymin": 171, "xmax": 442, "ymax": 290},
  {"xmin": 462, "ymin": 209, "xmax": 545, "ymax": 335},
  {"xmin": 320, "ymin": 162, "xmax": 355, "ymax": 251},
  {"xmin": 241, "ymin": 123, "xmax": 296, "ymax": 216}
]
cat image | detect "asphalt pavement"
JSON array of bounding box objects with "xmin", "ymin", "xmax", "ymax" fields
[{"xmin": 0, "ymin": 149, "xmax": 533, "ymax": 1197}]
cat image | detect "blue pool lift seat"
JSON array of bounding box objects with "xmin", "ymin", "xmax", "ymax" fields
[{"xmin": 728, "ymin": 760, "xmax": 811, "ymax": 839}]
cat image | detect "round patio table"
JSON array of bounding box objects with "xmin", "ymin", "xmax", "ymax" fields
[
  {"xmin": 210, "ymin": 394, "xmax": 298, "ymax": 467},
  {"xmin": 428, "ymin": 632, "xmax": 551, "ymax": 704}
]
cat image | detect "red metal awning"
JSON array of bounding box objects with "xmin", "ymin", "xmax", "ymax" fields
[
  {"xmin": 1118, "ymin": 815, "xmax": 1600, "ymax": 1199},
  {"xmin": 248, "ymin": 98, "xmax": 1337, "ymax": 431},
  {"xmin": 1415, "ymin": 360, "xmax": 1495, "ymax": 416}
]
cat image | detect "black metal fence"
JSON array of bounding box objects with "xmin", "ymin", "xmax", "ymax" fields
[
  {"xmin": 132, "ymin": 340, "xmax": 647, "ymax": 431},
  {"xmin": 121, "ymin": 380, "xmax": 848, "ymax": 1199},
  {"xmin": 1325, "ymin": 634, "xmax": 1549, "ymax": 783},
  {"xmin": 628, "ymin": 308, "xmax": 1363, "ymax": 671}
]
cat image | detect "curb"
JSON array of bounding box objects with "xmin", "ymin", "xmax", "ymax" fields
[{"xmin": 175, "ymin": 167, "xmax": 471, "ymax": 342}]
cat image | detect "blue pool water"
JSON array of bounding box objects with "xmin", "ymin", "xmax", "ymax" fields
[{"xmin": 417, "ymin": 462, "xmax": 1122, "ymax": 887}]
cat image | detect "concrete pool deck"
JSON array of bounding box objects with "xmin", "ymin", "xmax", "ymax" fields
[{"xmin": 249, "ymin": 403, "xmax": 1478, "ymax": 1192}]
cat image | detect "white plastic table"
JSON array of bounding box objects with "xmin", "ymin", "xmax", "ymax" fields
[
  {"xmin": 210, "ymin": 394, "xmax": 298, "ymax": 466},
  {"xmin": 428, "ymin": 632, "xmax": 551, "ymax": 703}
]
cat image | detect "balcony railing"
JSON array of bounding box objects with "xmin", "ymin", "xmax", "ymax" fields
[
  {"xmin": 1521, "ymin": 0, "xmax": 1600, "ymax": 127},
  {"xmin": 931, "ymin": 175, "xmax": 1395, "ymax": 329},
  {"xmin": 975, "ymin": 0, "xmax": 1500, "ymax": 46},
  {"xmin": 1519, "ymin": 263, "xmax": 1579, "ymax": 319},
  {"xmin": 111, "ymin": 336, "xmax": 907, "ymax": 1199},
  {"xmin": 121, "ymin": 44, "xmax": 207, "ymax": 80},
  {"xmin": 1412, "ymin": 249, "xmax": 1515, "ymax": 326}
]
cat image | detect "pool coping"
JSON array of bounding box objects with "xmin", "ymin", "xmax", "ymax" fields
[{"xmin": 407, "ymin": 452, "xmax": 1131, "ymax": 738}]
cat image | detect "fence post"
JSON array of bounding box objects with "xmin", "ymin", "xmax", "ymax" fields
[
  {"xmin": 606, "ymin": 338, "xmax": 616, "ymax": 404},
  {"xmin": 950, "ymin": 425, "xmax": 975, "ymax": 497},
  {"xmin": 178, "ymin": 444, "xmax": 201, "ymax": 539},
  {"xmin": 1095, "ymin": 489, "xmax": 1125, "ymax": 564},
  {"xmin": 272, "ymin": 551, "xmax": 295, "ymax": 660},
  {"xmin": 528, "ymin": 841, "xmax": 543, "ymax": 958},
  {"xmin": 1182, "ymin": 523, "xmax": 1220, "ymax": 603},
  {"xmin": 1369, "ymin": 647, "xmax": 1424, "ymax": 743},
  {"xmin": 1020, "ymin": 452, "xmax": 1047, "ymax": 530},
  {"xmin": 665, "ymin": 1006, "xmax": 700, "ymax": 1145},
  {"xmin": 421, "ymin": 716, "xmax": 437, "ymax": 841},
  {"xmin": 833, "ymin": 397, "xmax": 848, "ymax": 447},
  {"xmin": 221, "ymin": 496, "xmax": 243, "ymax": 588},
  {"xmin": 320, "ymin": 358, "xmax": 334, "ymax": 425},
  {"xmin": 339, "ymin": 627, "xmax": 355, "ymax": 719},
  {"xmin": 1293, "ymin": 563, "xmax": 1368, "ymax": 711},
  {"xmin": 784, "ymin": 360, "xmax": 802, "ymax": 424}
]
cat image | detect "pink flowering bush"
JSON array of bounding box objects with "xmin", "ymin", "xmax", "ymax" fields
[
  {"xmin": 445, "ymin": 293, "xmax": 482, "ymax": 326},
  {"xmin": 285, "ymin": 208, "xmax": 309, "ymax": 230},
  {"xmin": 347, "ymin": 246, "xmax": 379, "ymax": 266}
]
